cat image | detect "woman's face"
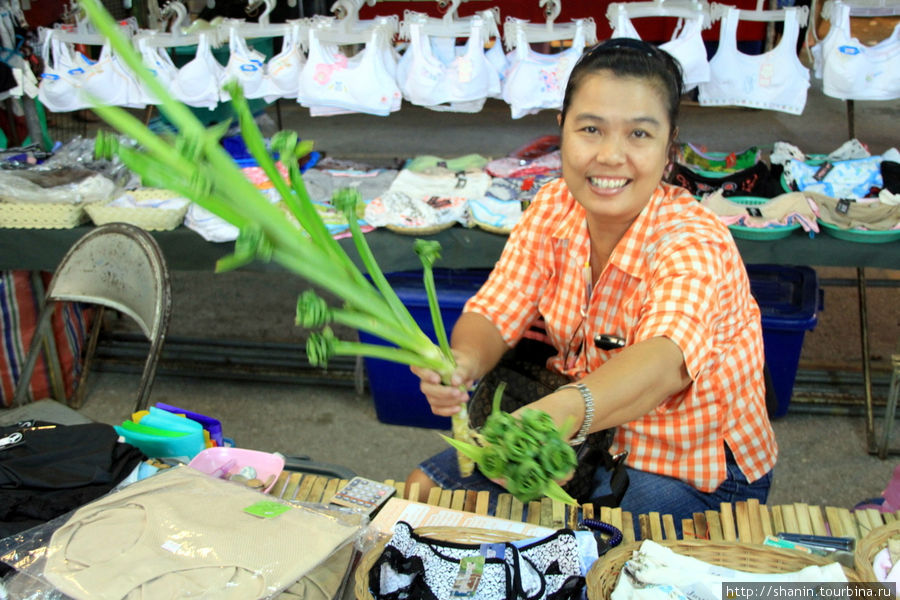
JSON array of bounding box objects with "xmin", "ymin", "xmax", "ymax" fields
[{"xmin": 559, "ymin": 70, "xmax": 672, "ymax": 227}]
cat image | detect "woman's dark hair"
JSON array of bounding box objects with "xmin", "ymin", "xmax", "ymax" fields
[{"xmin": 560, "ymin": 38, "xmax": 685, "ymax": 137}]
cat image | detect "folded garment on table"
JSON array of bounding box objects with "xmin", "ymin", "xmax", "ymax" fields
[
  {"xmin": 814, "ymin": 194, "xmax": 900, "ymax": 231},
  {"xmin": 781, "ymin": 148, "xmax": 900, "ymax": 199},
  {"xmin": 700, "ymin": 190, "xmax": 820, "ymax": 232},
  {"xmin": 675, "ymin": 143, "xmax": 761, "ymax": 173},
  {"xmin": 486, "ymin": 150, "xmax": 562, "ymax": 179},
  {"xmin": 668, "ymin": 161, "xmax": 782, "ymax": 198}
]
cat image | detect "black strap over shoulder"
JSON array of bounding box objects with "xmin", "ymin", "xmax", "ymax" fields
[{"xmin": 467, "ymin": 338, "xmax": 628, "ymax": 506}]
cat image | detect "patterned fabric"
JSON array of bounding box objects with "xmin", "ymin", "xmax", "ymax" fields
[
  {"xmin": 464, "ymin": 178, "xmax": 776, "ymax": 492},
  {"xmin": 370, "ymin": 521, "xmax": 585, "ymax": 600},
  {"xmin": 0, "ymin": 271, "xmax": 94, "ymax": 407}
]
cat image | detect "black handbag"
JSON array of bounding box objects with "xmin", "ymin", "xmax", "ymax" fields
[{"xmin": 466, "ymin": 338, "xmax": 628, "ymax": 506}]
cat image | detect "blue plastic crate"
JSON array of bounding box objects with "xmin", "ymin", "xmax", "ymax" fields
[
  {"xmin": 748, "ymin": 264, "xmax": 821, "ymax": 418},
  {"xmin": 359, "ymin": 269, "xmax": 491, "ymax": 429}
]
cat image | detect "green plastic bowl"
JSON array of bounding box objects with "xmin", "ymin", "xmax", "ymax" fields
[
  {"xmin": 724, "ymin": 196, "xmax": 802, "ymax": 240},
  {"xmin": 818, "ymin": 220, "xmax": 900, "ymax": 244}
]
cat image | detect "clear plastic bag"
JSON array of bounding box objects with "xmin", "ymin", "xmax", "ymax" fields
[{"xmin": 0, "ymin": 466, "xmax": 373, "ymax": 600}]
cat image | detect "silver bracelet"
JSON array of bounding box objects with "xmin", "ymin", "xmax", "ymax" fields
[{"xmin": 557, "ymin": 382, "xmax": 594, "ymax": 446}]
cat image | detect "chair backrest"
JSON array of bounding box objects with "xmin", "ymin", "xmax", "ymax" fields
[
  {"xmin": 12, "ymin": 223, "xmax": 172, "ymax": 413},
  {"xmin": 47, "ymin": 223, "xmax": 170, "ymax": 341}
]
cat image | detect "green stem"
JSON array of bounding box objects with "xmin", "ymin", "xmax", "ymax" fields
[
  {"xmin": 329, "ymin": 307, "xmax": 439, "ymax": 359},
  {"xmin": 421, "ymin": 262, "xmax": 453, "ymax": 363},
  {"xmin": 339, "ymin": 192, "xmax": 423, "ymax": 338},
  {"xmin": 330, "ymin": 340, "xmax": 451, "ymax": 373}
]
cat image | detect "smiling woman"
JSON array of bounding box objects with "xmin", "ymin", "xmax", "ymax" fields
[{"xmin": 406, "ymin": 38, "xmax": 777, "ymax": 536}]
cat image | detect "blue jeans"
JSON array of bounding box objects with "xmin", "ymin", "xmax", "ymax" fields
[{"xmin": 419, "ymin": 445, "xmax": 772, "ymax": 536}]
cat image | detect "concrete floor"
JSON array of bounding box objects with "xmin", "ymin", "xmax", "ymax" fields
[{"xmin": 14, "ymin": 67, "xmax": 900, "ymax": 514}]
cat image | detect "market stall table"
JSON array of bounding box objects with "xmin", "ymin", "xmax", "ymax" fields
[{"xmin": 3, "ymin": 225, "xmax": 898, "ymax": 454}]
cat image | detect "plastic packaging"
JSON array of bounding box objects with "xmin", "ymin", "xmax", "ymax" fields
[{"xmin": 0, "ymin": 466, "xmax": 369, "ymax": 600}]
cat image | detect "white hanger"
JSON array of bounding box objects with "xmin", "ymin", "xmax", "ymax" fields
[
  {"xmin": 134, "ymin": 1, "xmax": 222, "ymax": 48},
  {"xmin": 606, "ymin": 0, "xmax": 712, "ymax": 30},
  {"xmin": 225, "ymin": 0, "xmax": 309, "ymax": 40},
  {"xmin": 711, "ymin": 0, "xmax": 809, "ymax": 26},
  {"xmin": 821, "ymin": 0, "xmax": 900, "ymax": 18},
  {"xmin": 502, "ymin": 1, "xmax": 598, "ymax": 50},
  {"xmin": 42, "ymin": 14, "xmax": 136, "ymax": 46},
  {"xmin": 398, "ymin": 2, "xmax": 501, "ymax": 41},
  {"xmin": 310, "ymin": 0, "xmax": 397, "ymax": 45}
]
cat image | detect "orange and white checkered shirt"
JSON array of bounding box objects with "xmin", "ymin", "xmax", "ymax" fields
[{"xmin": 465, "ymin": 178, "xmax": 777, "ymax": 492}]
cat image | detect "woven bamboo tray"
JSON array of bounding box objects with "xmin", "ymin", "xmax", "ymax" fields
[
  {"xmin": 85, "ymin": 189, "xmax": 189, "ymax": 231},
  {"xmin": 0, "ymin": 201, "xmax": 90, "ymax": 229},
  {"xmin": 855, "ymin": 519, "xmax": 900, "ymax": 588},
  {"xmin": 385, "ymin": 222, "xmax": 455, "ymax": 236},
  {"xmin": 587, "ymin": 539, "xmax": 860, "ymax": 599},
  {"xmin": 354, "ymin": 526, "xmax": 530, "ymax": 600}
]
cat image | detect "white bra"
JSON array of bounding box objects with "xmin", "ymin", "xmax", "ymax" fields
[
  {"xmin": 80, "ymin": 42, "xmax": 146, "ymax": 109},
  {"xmin": 501, "ymin": 20, "xmax": 587, "ymax": 118},
  {"xmin": 135, "ymin": 37, "xmax": 180, "ymax": 105},
  {"xmin": 298, "ymin": 26, "xmax": 400, "ymax": 117},
  {"xmin": 222, "ymin": 27, "xmax": 268, "ymax": 100},
  {"xmin": 698, "ymin": 6, "xmax": 809, "ymax": 115},
  {"xmin": 37, "ymin": 33, "xmax": 93, "ymax": 112},
  {"xmin": 396, "ymin": 16, "xmax": 501, "ymax": 112},
  {"xmin": 259, "ymin": 24, "xmax": 305, "ymax": 102},
  {"xmin": 169, "ymin": 33, "xmax": 224, "ymax": 110},
  {"xmin": 813, "ymin": 0, "xmax": 900, "ymax": 101},
  {"xmin": 611, "ymin": 13, "xmax": 711, "ymax": 91}
]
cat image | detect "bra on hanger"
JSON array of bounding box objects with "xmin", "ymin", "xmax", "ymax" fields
[
  {"xmin": 80, "ymin": 42, "xmax": 146, "ymax": 109},
  {"xmin": 610, "ymin": 12, "xmax": 710, "ymax": 91},
  {"xmin": 298, "ymin": 26, "xmax": 401, "ymax": 117},
  {"xmin": 37, "ymin": 33, "xmax": 94, "ymax": 113},
  {"xmin": 813, "ymin": 0, "xmax": 900, "ymax": 101},
  {"xmin": 698, "ymin": 6, "xmax": 809, "ymax": 115},
  {"xmin": 258, "ymin": 23, "xmax": 305, "ymax": 102},
  {"xmin": 169, "ymin": 33, "xmax": 225, "ymax": 110},
  {"xmin": 222, "ymin": 27, "xmax": 268, "ymax": 100},
  {"xmin": 135, "ymin": 37, "xmax": 180, "ymax": 105},
  {"xmin": 396, "ymin": 16, "xmax": 501, "ymax": 113},
  {"xmin": 501, "ymin": 19, "xmax": 588, "ymax": 119}
]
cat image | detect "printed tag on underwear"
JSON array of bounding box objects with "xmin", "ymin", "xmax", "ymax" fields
[
  {"xmin": 479, "ymin": 543, "xmax": 505, "ymax": 559},
  {"xmin": 813, "ymin": 162, "xmax": 834, "ymax": 181},
  {"xmin": 745, "ymin": 206, "xmax": 764, "ymax": 218},
  {"xmin": 450, "ymin": 555, "xmax": 485, "ymax": 597},
  {"xmin": 837, "ymin": 198, "xmax": 853, "ymax": 214},
  {"xmin": 244, "ymin": 500, "xmax": 292, "ymax": 519}
]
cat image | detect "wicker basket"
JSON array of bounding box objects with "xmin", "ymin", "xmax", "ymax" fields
[
  {"xmin": 0, "ymin": 201, "xmax": 90, "ymax": 229},
  {"xmin": 85, "ymin": 189, "xmax": 189, "ymax": 231},
  {"xmin": 587, "ymin": 539, "xmax": 860, "ymax": 599},
  {"xmin": 855, "ymin": 519, "xmax": 900, "ymax": 588},
  {"xmin": 354, "ymin": 526, "xmax": 530, "ymax": 600},
  {"xmin": 385, "ymin": 222, "xmax": 455, "ymax": 236}
]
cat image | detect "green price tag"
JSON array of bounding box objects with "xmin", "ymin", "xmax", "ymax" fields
[{"xmin": 244, "ymin": 500, "xmax": 291, "ymax": 518}]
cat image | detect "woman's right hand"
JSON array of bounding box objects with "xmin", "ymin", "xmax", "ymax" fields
[{"xmin": 410, "ymin": 351, "xmax": 478, "ymax": 417}]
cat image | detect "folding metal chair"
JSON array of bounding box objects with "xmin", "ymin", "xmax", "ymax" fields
[{"xmin": 12, "ymin": 223, "xmax": 172, "ymax": 415}]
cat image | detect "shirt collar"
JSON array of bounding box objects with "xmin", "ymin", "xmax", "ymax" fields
[{"xmin": 551, "ymin": 183, "xmax": 670, "ymax": 281}]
